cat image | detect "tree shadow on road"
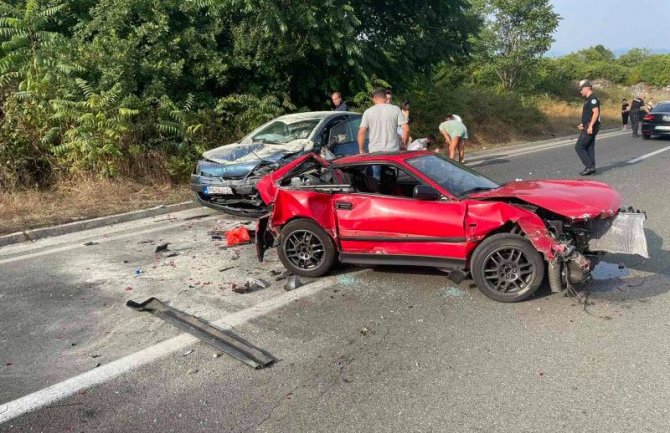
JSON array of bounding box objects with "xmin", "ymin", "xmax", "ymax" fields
[
  {"xmin": 592, "ymin": 160, "xmax": 633, "ymax": 175},
  {"xmin": 466, "ymin": 157, "xmax": 511, "ymax": 169}
]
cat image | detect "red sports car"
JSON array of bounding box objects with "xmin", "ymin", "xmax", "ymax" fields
[{"xmin": 255, "ymin": 151, "xmax": 648, "ymax": 302}]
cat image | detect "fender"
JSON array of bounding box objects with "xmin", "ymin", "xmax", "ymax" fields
[{"xmin": 465, "ymin": 201, "xmax": 566, "ymax": 260}]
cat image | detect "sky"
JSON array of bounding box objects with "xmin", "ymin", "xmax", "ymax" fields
[{"xmin": 549, "ymin": 0, "xmax": 670, "ymax": 56}]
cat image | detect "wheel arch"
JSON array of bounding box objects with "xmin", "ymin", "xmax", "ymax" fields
[
  {"xmin": 276, "ymin": 216, "xmax": 338, "ymax": 246},
  {"xmin": 466, "ymin": 201, "xmax": 565, "ymax": 262}
]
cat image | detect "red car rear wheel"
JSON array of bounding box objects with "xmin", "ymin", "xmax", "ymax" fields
[
  {"xmin": 471, "ymin": 233, "xmax": 545, "ymax": 303},
  {"xmin": 278, "ymin": 219, "xmax": 337, "ymax": 278}
]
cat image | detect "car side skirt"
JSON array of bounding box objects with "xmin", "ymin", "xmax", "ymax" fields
[
  {"xmin": 339, "ymin": 253, "xmax": 466, "ymax": 269},
  {"xmin": 339, "ymin": 236, "xmax": 467, "ymax": 243}
]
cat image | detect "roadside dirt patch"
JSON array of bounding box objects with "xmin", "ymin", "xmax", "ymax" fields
[{"xmin": 0, "ymin": 178, "xmax": 191, "ymax": 235}]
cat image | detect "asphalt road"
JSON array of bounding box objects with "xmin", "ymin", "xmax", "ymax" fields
[{"xmin": 1, "ymin": 131, "xmax": 670, "ymax": 432}]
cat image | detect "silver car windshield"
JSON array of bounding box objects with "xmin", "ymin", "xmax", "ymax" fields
[
  {"xmin": 407, "ymin": 154, "xmax": 499, "ymax": 197},
  {"xmin": 240, "ymin": 119, "xmax": 321, "ymax": 145}
]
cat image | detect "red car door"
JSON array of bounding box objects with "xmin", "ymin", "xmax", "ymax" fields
[{"xmin": 332, "ymin": 192, "xmax": 469, "ymax": 267}]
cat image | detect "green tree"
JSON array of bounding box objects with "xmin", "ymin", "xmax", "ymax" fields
[
  {"xmin": 348, "ymin": 0, "xmax": 475, "ymax": 86},
  {"xmin": 471, "ymin": 0, "xmax": 560, "ymax": 91},
  {"xmin": 574, "ymin": 45, "xmax": 614, "ymax": 63},
  {"xmin": 48, "ymin": 79, "xmax": 139, "ymax": 177},
  {"xmin": 0, "ymin": 0, "xmax": 77, "ymax": 188},
  {"xmin": 0, "ymin": 0, "xmax": 73, "ymax": 93},
  {"xmin": 617, "ymin": 48, "xmax": 651, "ymax": 68},
  {"xmin": 638, "ymin": 55, "xmax": 670, "ymax": 87}
]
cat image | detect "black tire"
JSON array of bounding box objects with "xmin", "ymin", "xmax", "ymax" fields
[
  {"xmin": 471, "ymin": 233, "xmax": 545, "ymax": 303},
  {"xmin": 277, "ymin": 219, "xmax": 337, "ymax": 278}
]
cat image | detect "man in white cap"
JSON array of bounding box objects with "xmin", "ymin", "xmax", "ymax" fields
[{"xmin": 575, "ymin": 80, "xmax": 600, "ymax": 176}]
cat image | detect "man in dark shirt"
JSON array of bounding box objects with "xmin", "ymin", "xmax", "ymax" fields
[
  {"xmin": 331, "ymin": 91, "xmax": 349, "ymax": 111},
  {"xmin": 574, "ymin": 80, "xmax": 600, "ymax": 176},
  {"xmin": 629, "ymin": 95, "xmax": 644, "ymax": 137}
]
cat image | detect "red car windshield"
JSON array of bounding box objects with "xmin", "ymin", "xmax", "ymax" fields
[{"xmin": 406, "ymin": 154, "xmax": 499, "ymax": 197}]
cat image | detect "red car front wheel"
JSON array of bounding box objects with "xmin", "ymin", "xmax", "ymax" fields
[{"xmin": 471, "ymin": 233, "xmax": 545, "ymax": 303}]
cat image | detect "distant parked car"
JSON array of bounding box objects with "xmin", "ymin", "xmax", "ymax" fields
[
  {"xmin": 641, "ymin": 101, "xmax": 670, "ymax": 139},
  {"xmin": 255, "ymin": 151, "xmax": 648, "ymax": 303},
  {"xmin": 191, "ymin": 111, "xmax": 363, "ymax": 217}
]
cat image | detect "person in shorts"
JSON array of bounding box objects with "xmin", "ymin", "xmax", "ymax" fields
[{"xmin": 438, "ymin": 114, "xmax": 468, "ymax": 163}]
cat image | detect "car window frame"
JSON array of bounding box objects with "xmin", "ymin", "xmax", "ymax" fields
[
  {"xmin": 315, "ymin": 115, "xmax": 350, "ymax": 149},
  {"xmin": 334, "ymin": 161, "xmax": 439, "ymax": 201}
]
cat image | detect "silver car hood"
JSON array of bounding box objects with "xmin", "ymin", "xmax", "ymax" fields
[{"xmin": 202, "ymin": 140, "xmax": 314, "ymax": 165}]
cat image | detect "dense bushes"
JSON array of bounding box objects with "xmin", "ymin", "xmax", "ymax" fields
[
  {"xmin": 639, "ymin": 55, "xmax": 670, "ymax": 87},
  {"xmin": 409, "ymin": 83, "xmax": 547, "ymax": 145},
  {"xmin": 0, "ymin": 0, "xmax": 471, "ymax": 190},
  {"xmin": 1, "ymin": 0, "xmax": 668, "ymax": 192}
]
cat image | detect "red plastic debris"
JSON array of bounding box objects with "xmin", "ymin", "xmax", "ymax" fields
[{"xmin": 225, "ymin": 226, "xmax": 251, "ymax": 246}]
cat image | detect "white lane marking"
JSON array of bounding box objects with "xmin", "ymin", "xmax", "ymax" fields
[
  {"xmin": 466, "ymin": 131, "xmax": 628, "ymax": 167},
  {"xmin": 626, "ymin": 145, "xmax": 670, "ymax": 164},
  {"xmin": 0, "ymin": 271, "xmax": 362, "ymax": 424},
  {"xmin": 0, "ymin": 216, "xmax": 217, "ymax": 265}
]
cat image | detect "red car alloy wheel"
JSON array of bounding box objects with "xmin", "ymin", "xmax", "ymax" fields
[
  {"xmin": 283, "ymin": 230, "xmax": 326, "ymax": 270},
  {"xmin": 481, "ymin": 247, "xmax": 537, "ymax": 293}
]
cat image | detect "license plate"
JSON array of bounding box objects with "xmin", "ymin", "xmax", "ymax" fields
[
  {"xmin": 205, "ymin": 186, "xmax": 233, "ymax": 195},
  {"xmin": 655, "ymin": 125, "xmax": 670, "ymax": 131}
]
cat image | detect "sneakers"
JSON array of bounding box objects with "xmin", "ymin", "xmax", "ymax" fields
[{"xmin": 579, "ymin": 168, "xmax": 596, "ymax": 176}]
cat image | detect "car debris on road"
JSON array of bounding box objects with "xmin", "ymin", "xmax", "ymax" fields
[
  {"xmin": 154, "ymin": 242, "xmax": 170, "ymax": 253},
  {"xmin": 284, "ymin": 275, "xmax": 303, "ymax": 291},
  {"xmin": 126, "ymin": 297, "xmax": 275, "ymax": 369}
]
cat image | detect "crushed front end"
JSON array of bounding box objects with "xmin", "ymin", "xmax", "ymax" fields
[
  {"xmin": 191, "ymin": 159, "xmax": 279, "ymax": 217},
  {"xmin": 542, "ymin": 208, "xmax": 648, "ymax": 292}
]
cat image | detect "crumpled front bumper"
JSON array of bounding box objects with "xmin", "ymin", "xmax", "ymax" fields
[{"xmin": 190, "ymin": 173, "xmax": 266, "ymax": 216}]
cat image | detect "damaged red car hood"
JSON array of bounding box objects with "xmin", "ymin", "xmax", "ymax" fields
[{"xmin": 468, "ymin": 179, "xmax": 620, "ymax": 219}]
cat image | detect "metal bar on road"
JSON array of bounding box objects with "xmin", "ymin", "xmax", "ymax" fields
[{"xmin": 126, "ymin": 297, "xmax": 275, "ymax": 369}]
